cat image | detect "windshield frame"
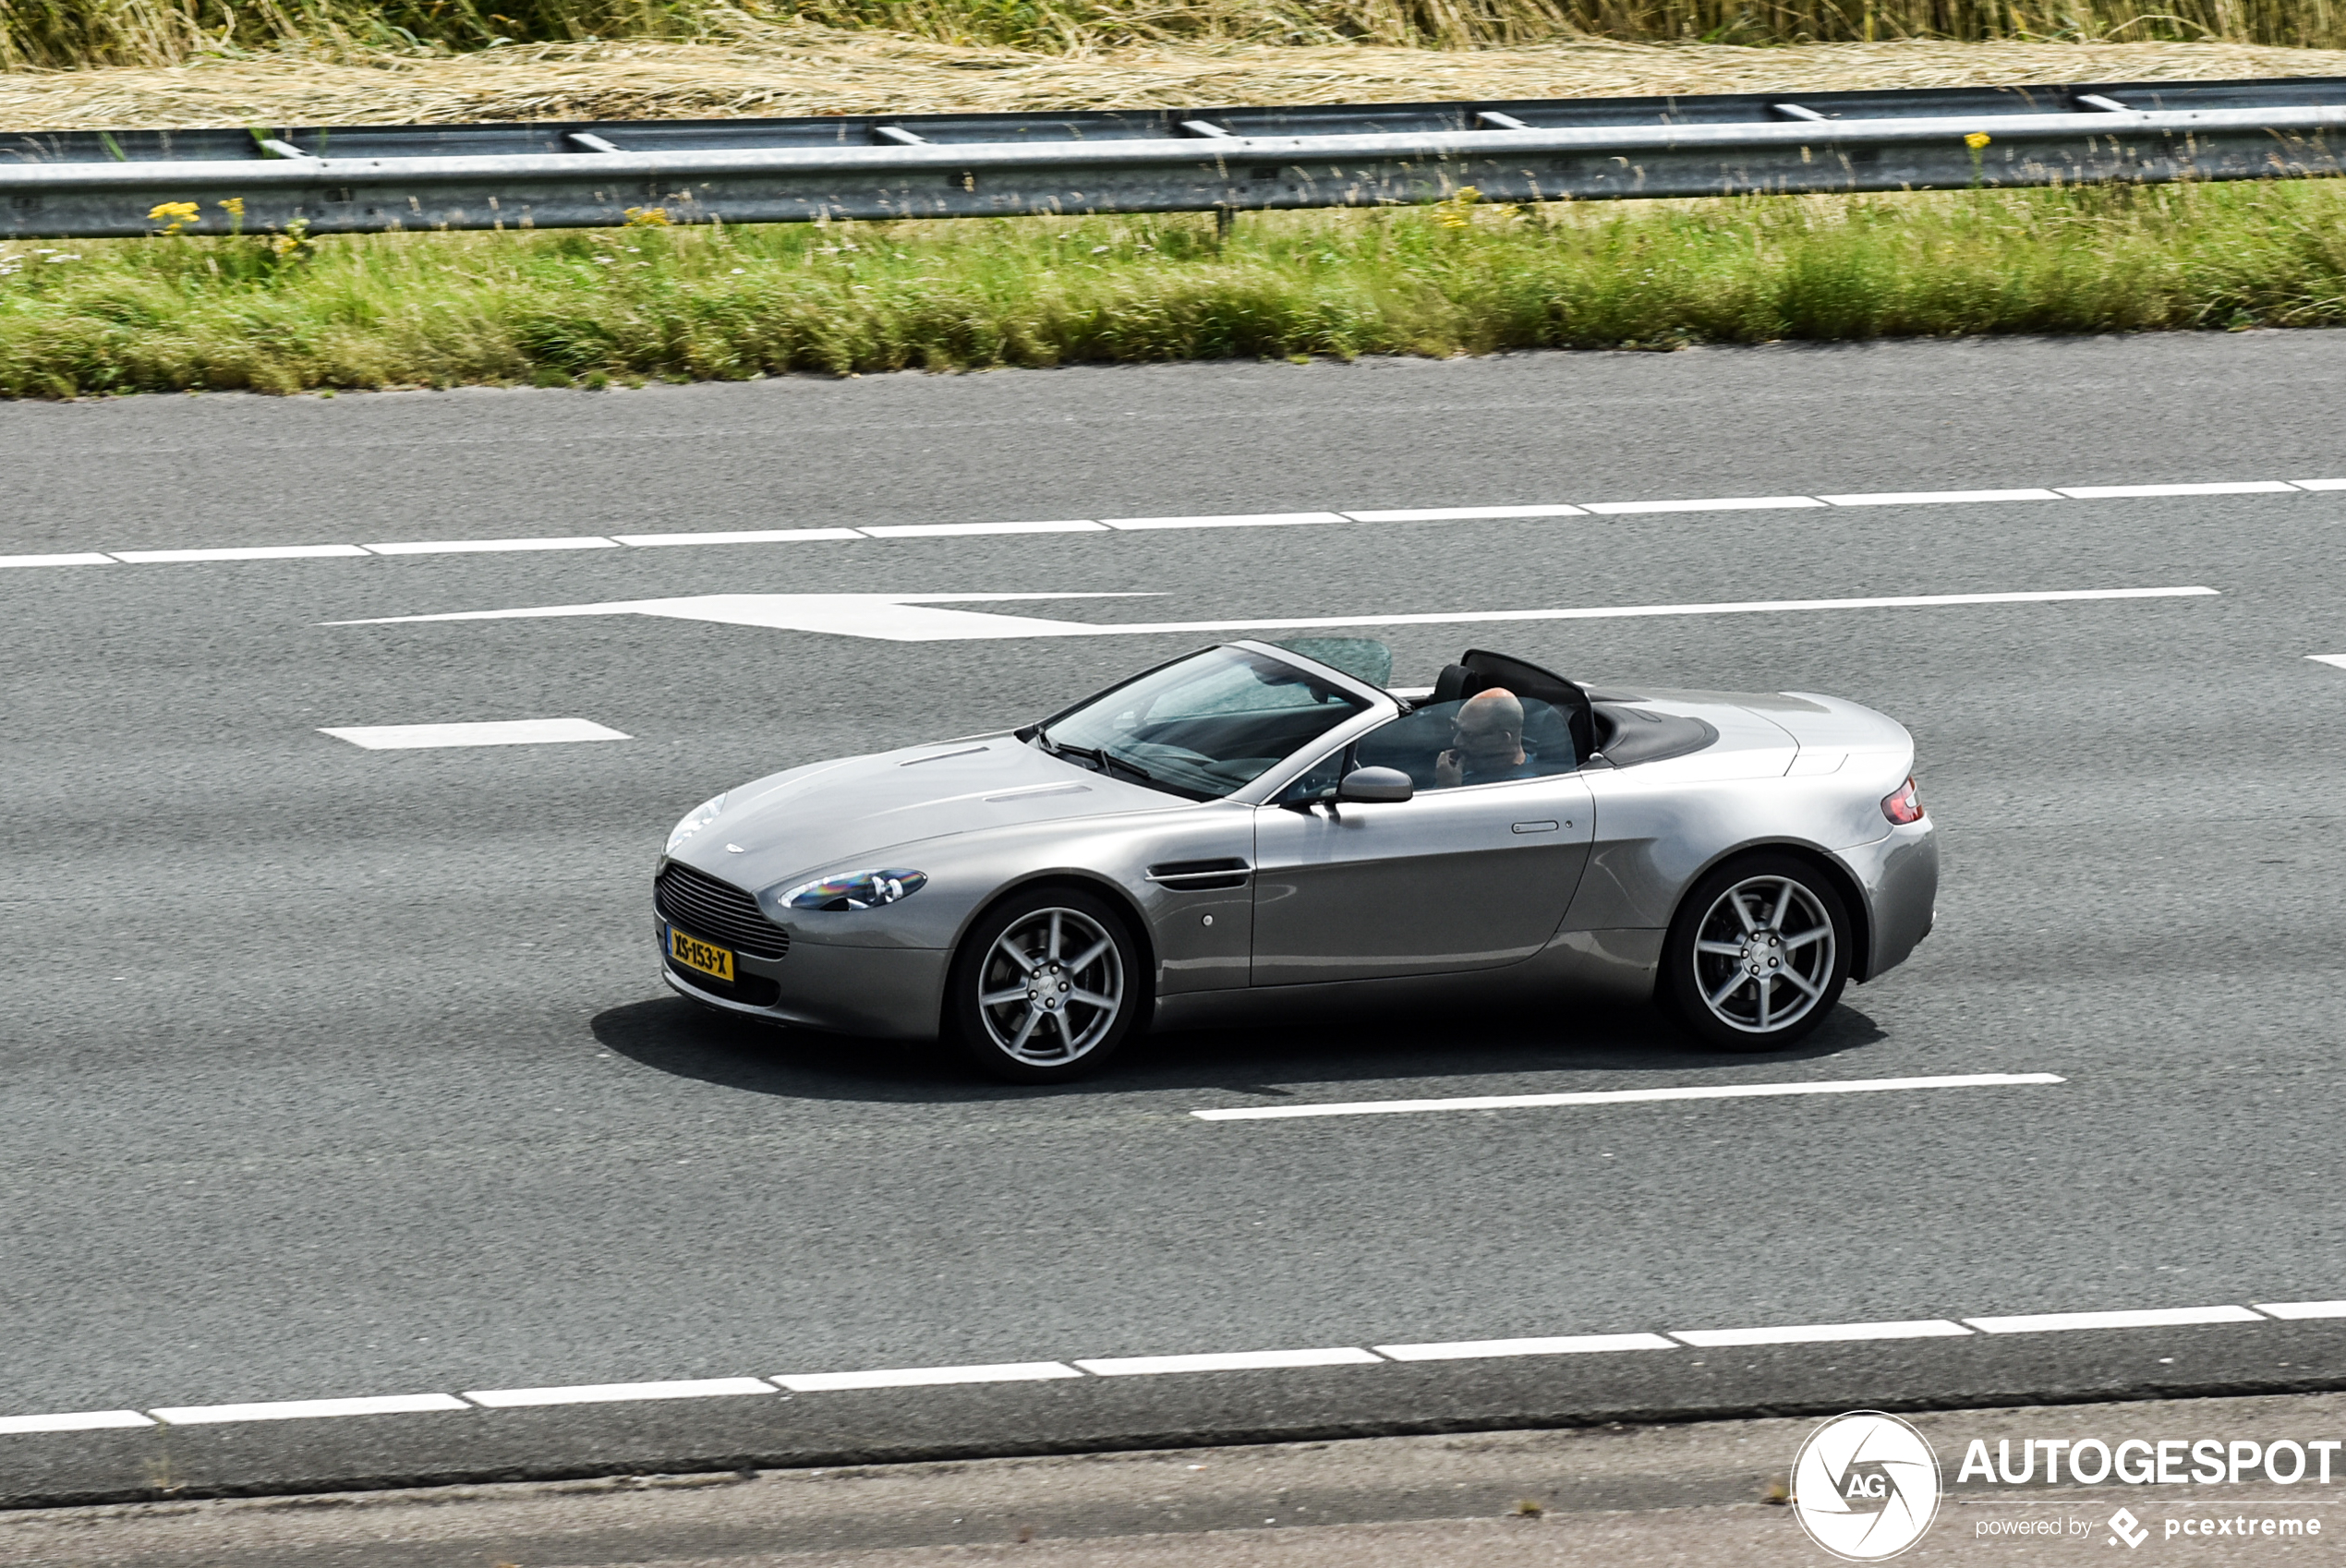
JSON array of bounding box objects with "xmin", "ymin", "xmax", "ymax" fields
[{"xmin": 1025, "ymin": 641, "xmax": 1398, "ymax": 804}]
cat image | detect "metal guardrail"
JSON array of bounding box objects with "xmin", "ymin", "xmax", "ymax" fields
[{"xmin": 1, "ymin": 74, "xmax": 2340, "ymax": 238}]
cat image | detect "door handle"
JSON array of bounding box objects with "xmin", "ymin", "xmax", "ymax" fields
[{"xmin": 1511, "ymin": 820, "xmax": 1564, "ymax": 834}]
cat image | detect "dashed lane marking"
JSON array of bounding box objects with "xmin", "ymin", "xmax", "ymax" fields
[
  {"xmin": 0, "ymin": 552, "xmax": 112, "ymax": 569},
  {"xmin": 2054, "ymin": 482, "xmax": 2300, "ymax": 499},
  {"xmin": 1344, "ymin": 504, "xmax": 1587, "ymax": 522},
  {"xmin": 147, "ymin": 1393, "xmax": 469, "ymax": 1425},
  {"xmin": 6, "ymin": 1295, "xmax": 2334, "ymax": 1433},
  {"xmin": 1374, "ymin": 1333, "xmax": 1676, "ymax": 1361},
  {"xmin": 1073, "ymin": 1348, "xmax": 1385, "ymax": 1376},
  {"xmin": 1582, "ymin": 495, "xmax": 1824, "ymax": 514},
  {"xmin": 864, "ymin": 520, "xmax": 1106, "ymax": 537},
  {"xmin": 465, "ymin": 1378, "xmax": 775, "ymax": 1408},
  {"xmin": 319, "ymin": 718, "xmax": 631, "ymax": 750},
  {"xmin": 775, "ymin": 1363, "xmax": 1083, "ymax": 1393},
  {"xmin": 1815, "ymin": 489, "xmax": 2062, "ymax": 506},
  {"xmin": 110, "ymin": 544, "xmax": 371, "ymax": 562},
  {"xmin": 1964, "ymin": 1306, "xmax": 2267, "ymax": 1334},
  {"xmin": 364, "ymin": 536, "xmax": 621, "ymax": 555},
  {"xmin": 1190, "ymin": 1072, "xmax": 2067, "ymax": 1121},
  {"xmin": 1668, "ymin": 1320, "xmax": 1974, "ymax": 1347},
  {"xmin": 1101, "ymin": 511, "xmax": 1349, "ymax": 530},
  {"xmin": 611, "ymin": 527, "xmax": 863, "ymax": 547},
  {"xmin": 3, "ymin": 476, "xmax": 2336, "ymax": 572},
  {"xmin": 0, "ymin": 1411, "xmax": 152, "ymax": 1435}
]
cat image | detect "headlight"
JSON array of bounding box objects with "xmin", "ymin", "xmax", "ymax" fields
[
  {"xmin": 664, "ymin": 792, "xmax": 728, "ymax": 855},
  {"xmin": 780, "ymin": 869, "xmax": 928, "ymax": 911}
]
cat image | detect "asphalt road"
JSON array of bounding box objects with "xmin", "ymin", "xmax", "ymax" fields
[{"xmin": 3, "ymin": 332, "xmax": 2344, "ymax": 1506}]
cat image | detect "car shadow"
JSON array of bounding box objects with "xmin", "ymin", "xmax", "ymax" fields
[{"xmin": 590, "ymin": 992, "xmax": 1892, "ymax": 1107}]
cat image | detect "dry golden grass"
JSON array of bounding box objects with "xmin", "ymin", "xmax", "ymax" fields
[{"xmin": 2, "ymin": 33, "xmax": 2342, "ymax": 131}]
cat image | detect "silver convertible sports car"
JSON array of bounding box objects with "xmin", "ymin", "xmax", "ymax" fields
[{"xmin": 655, "ymin": 640, "xmax": 1936, "ymax": 1081}]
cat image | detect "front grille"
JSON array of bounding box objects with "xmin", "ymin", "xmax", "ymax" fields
[{"xmin": 656, "ymin": 861, "xmax": 791, "ymax": 961}]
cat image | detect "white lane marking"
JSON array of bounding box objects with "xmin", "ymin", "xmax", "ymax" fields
[
  {"xmin": 0, "ymin": 552, "xmax": 112, "ymax": 569},
  {"xmin": 611, "ymin": 528, "xmax": 864, "ymax": 547},
  {"xmin": 1101, "ymin": 512, "xmax": 1348, "ymax": 530},
  {"xmin": 2308, "ymin": 655, "xmax": 2346, "ymax": 670},
  {"xmin": 1669, "ymin": 1320, "xmax": 1973, "ymax": 1347},
  {"xmin": 1374, "ymin": 1333, "xmax": 1676, "ymax": 1361},
  {"xmin": 151, "ymin": 1393, "xmax": 469, "ymax": 1424},
  {"xmin": 1964, "ymin": 1306, "xmax": 2265, "ymax": 1334},
  {"xmin": 862, "ymin": 520, "xmax": 1106, "ymax": 537},
  {"xmin": 6, "ymin": 476, "xmax": 2329, "ymax": 571},
  {"xmin": 331, "ymin": 587, "xmax": 2218, "ymax": 645},
  {"xmin": 1342, "ymin": 505, "xmax": 1588, "ymax": 522},
  {"xmin": 1582, "ymin": 496, "xmax": 1825, "ymax": 514},
  {"xmin": 0, "ymin": 1409, "xmax": 154, "ymax": 1434},
  {"xmin": 464, "ymin": 1378, "xmax": 774, "ymax": 1407},
  {"xmin": 774, "ymin": 1362, "xmax": 1082, "ymax": 1393},
  {"xmin": 1093, "ymin": 587, "xmax": 2219, "ymax": 638},
  {"xmin": 320, "ymin": 718, "xmax": 631, "ymax": 750},
  {"xmin": 110, "ymin": 544, "xmax": 369, "ymax": 563},
  {"xmin": 363, "ymin": 537, "xmax": 621, "ymax": 554},
  {"xmin": 2055, "ymin": 482, "xmax": 2299, "ymax": 499},
  {"xmin": 1819, "ymin": 489, "xmax": 2062, "ymax": 506},
  {"xmin": 1074, "ymin": 1348, "xmax": 1385, "ymax": 1376},
  {"xmin": 1191, "ymin": 1072, "xmax": 2066, "ymax": 1121},
  {"xmin": 2, "ymin": 1291, "xmax": 2328, "ymax": 1436}
]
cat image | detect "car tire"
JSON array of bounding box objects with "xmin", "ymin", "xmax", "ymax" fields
[
  {"xmin": 1660, "ymin": 852, "xmax": 1853, "ymax": 1052},
  {"xmin": 946, "ymin": 886, "xmax": 1144, "ymax": 1083}
]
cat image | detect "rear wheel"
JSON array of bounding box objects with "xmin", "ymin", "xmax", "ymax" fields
[
  {"xmin": 1661, "ymin": 853, "xmax": 1851, "ymax": 1052},
  {"xmin": 946, "ymin": 887, "xmax": 1142, "ymax": 1083}
]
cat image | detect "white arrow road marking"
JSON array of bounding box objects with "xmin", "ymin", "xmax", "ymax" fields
[
  {"xmin": 330, "ymin": 592, "xmax": 1154, "ymax": 641},
  {"xmin": 328, "ymin": 586, "xmax": 2219, "ymax": 643},
  {"xmin": 2309, "ymin": 655, "xmax": 2346, "ymax": 669}
]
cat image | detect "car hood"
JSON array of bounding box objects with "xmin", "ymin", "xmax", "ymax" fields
[{"xmin": 671, "ymin": 735, "xmax": 1180, "ymax": 893}]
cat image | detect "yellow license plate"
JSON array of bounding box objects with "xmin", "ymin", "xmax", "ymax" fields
[{"xmin": 667, "ymin": 926, "xmax": 735, "ymax": 983}]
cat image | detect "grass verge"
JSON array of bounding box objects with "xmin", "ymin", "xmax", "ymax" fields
[
  {"xmin": 9, "ymin": 0, "xmax": 2346, "ymax": 66},
  {"xmin": 3, "ymin": 179, "xmax": 2340, "ymax": 397},
  {"xmin": 9, "ymin": 38, "xmax": 2346, "ymax": 134}
]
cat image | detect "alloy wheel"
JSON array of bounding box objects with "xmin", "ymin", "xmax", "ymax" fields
[
  {"xmin": 973, "ymin": 906, "xmax": 1127, "ymax": 1067},
  {"xmin": 1688, "ymin": 874, "xmax": 1838, "ymax": 1035}
]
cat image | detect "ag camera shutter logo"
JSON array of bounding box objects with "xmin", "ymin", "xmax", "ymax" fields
[{"xmin": 1793, "ymin": 1411, "xmax": 1943, "ymax": 1561}]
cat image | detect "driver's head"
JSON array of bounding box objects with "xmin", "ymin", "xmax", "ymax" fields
[{"xmin": 1452, "ymin": 687, "xmax": 1526, "ymax": 765}]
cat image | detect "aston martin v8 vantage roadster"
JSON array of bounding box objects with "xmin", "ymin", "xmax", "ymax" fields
[{"xmin": 655, "ymin": 640, "xmax": 1936, "ymax": 1080}]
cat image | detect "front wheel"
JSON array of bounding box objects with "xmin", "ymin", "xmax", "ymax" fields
[
  {"xmin": 1661, "ymin": 853, "xmax": 1852, "ymax": 1052},
  {"xmin": 946, "ymin": 887, "xmax": 1143, "ymax": 1083}
]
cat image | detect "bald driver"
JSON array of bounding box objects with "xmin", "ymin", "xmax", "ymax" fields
[{"xmin": 1434, "ymin": 687, "xmax": 1538, "ymax": 789}]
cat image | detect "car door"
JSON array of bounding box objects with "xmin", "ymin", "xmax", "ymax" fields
[{"xmin": 1249, "ymin": 698, "xmax": 1596, "ymax": 986}]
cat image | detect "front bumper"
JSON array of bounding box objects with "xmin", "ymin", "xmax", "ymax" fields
[
  {"xmin": 659, "ymin": 926, "xmax": 952, "ymax": 1039},
  {"xmin": 1836, "ymin": 820, "xmax": 1938, "ymax": 982}
]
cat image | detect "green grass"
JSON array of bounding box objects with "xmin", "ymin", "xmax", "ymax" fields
[{"xmin": 4, "ymin": 179, "xmax": 2342, "ymax": 397}]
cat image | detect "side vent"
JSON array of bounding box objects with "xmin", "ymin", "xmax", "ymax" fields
[{"xmin": 1145, "ymin": 857, "xmax": 1252, "ymax": 891}]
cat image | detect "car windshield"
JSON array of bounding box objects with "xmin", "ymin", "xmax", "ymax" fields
[{"xmin": 1037, "ymin": 646, "xmax": 1372, "ymax": 800}]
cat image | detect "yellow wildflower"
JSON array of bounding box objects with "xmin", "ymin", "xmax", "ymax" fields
[{"xmin": 148, "ymin": 200, "xmax": 200, "ymax": 235}]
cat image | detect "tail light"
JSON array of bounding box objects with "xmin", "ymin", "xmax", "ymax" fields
[{"xmin": 1881, "ymin": 777, "xmax": 1925, "ymax": 825}]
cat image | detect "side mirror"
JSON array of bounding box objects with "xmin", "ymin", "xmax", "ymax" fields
[{"xmin": 1337, "ymin": 766, "xmax": 1414, "ymax": 804}]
